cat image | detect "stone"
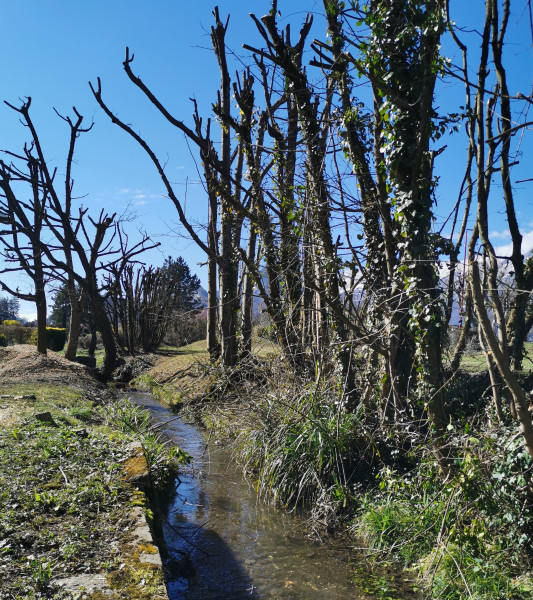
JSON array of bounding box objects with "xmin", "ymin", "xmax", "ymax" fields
[
  {"xmin": 56, "ymin": 573, "xmax": 112, "ymax": 595},
  {"xmin": 34, "ymin": 412, "xmax": 58, "ymax": 426}
]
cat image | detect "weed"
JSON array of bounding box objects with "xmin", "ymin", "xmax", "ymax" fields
[
  {"xmin": 29, "ymin": 558, "xmax": 51, "ymax": 590},
  {"xmin": 102, "ymin": 395, "xmax": 180, "ymax": 486},
  {"xmin": 356, "ymin": 427, "xmax": 533, "ymax": 599}
]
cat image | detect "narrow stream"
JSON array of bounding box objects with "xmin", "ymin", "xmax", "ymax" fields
[{"xmin": 131, "ymin": 392, "xmax": 363, "ymax": 600}]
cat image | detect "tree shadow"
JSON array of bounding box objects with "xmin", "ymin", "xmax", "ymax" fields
[{"xmin": 161, "ymin": 520, "xmax": 257, "ymax": 600}]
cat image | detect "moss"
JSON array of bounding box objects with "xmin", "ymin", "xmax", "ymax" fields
[
  {"xmin": 106, "ymin": 557, "xmax": 166, "ymax": 599},
  {"xmin": 122, "ymin": 452, "xmax": 149, "ymax": 480},
  {"xmin": 138, "ymin": 542, "xmax": 158, "ymax": 554}
]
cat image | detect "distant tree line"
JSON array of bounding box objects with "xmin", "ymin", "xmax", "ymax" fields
[{"xmin": 0, "ymin": 295, "xmax": 19, "ymax": 321}]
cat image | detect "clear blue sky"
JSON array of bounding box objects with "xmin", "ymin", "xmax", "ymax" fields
[{"xmin": 1, "ymin": 1, "xmax": 531, "ymax": 319}]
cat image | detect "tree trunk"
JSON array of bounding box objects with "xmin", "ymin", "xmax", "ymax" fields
[
  {"xmin": 91, "ymin": 294, "xmax": 117, "ymax": 380},
  {"xmin": 241, "ymin": 223, "xmax": 257, "ymax": 358},
  {"xmin": 218, "ymin": 255, "xmax": 239, "ymax": 368},
  {"xmin": 206, "ymin": 189, "xmax": 220, "ymax": 360},
  {"xmin": 64, "ymin": 283, "xmax": 82, "ymax": 361},
  {"xmin": 471, "ymin": 261, "xmax": 533, "ymax": 461},
  {"xmin": 35, "ymin": 282, "xmax": 47, "ymax": 356}
]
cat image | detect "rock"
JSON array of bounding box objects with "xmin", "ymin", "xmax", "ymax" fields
[
  {"xmin": 113, "ymin": 363, "xmax": 134, "ymax": 383},
  {"xmin": 139, "ymin": 550, "xmax": 163, "ymax": 567},
  {"xmin": 34, "ymin": 412, "xmax": 58, "ymax": 426},
  {"xmin": 75, "ymin": 356, "xmax": 97, "ymax": 369},
  {"xmin": 56, "ymin": 573, "xmax": 113, "ymax": 595}
]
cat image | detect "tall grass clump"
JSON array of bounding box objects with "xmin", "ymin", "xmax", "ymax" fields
[
  {"xmin": 102, "ymin": 396, "xmax": 187, "ymax": 486},
  {"xmin": 235, "ymin": 381, "xmax": 379, "ymax": 523},
  {"xmin": 356, "ymin": 425, "xmax": 533, "ymax": 599}
]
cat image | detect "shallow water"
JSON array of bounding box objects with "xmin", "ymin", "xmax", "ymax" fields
[{"xmin": 131, "ymin": 392, "xmax": 363, "ymax": 600}]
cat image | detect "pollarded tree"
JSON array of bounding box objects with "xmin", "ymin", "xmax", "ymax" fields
[
  {"xmin": 244, "ymin": 6, "xmax": 356, "ymax": 388},
  {"xmin": 0, "ymin": 103, "xmax": 51, "ymax": 355},
  {"xmin": 107, "ymin": 256, "xmax": 201, "ymax": 353},
  {"xmin": 1, "ymin": 99, "xmax": 156, "ymax": 378},
  {"xmin": 91, "ymin": 9, "xmax": 267, "ymax": 368},
  {"xmin": 290, "ymin": 0, "xmax": 451, "ymax": 461}
]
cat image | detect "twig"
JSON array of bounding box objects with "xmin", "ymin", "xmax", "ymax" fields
[{"xmin": 59, "ymin": 466, "xmax": 69, "ymax": 485}]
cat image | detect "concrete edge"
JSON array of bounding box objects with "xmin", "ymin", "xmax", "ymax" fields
[{"xmin": 56, "ymin": 441, "xmax": 170, "ymax": 599}]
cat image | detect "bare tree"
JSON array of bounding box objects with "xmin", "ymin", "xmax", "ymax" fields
[
  {"xmin": 0, "ymin": 99, "xmax": 53, "ymax": 354},
  {"xmin": 1, "ymin": 99, "xmax": 155, "ymax": 378},
  {"xmin": 456, "ymin": 0, "xmax": 533, "ymax": 473}
]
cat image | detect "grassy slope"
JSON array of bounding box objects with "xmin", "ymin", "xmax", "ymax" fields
[
  {"xmin": 0, "ymin": 381, "xmax": 169, "ymax": 600},
  {"xmin": 458, "ymin": 341, "xmax": 533, "ymax": 373}
]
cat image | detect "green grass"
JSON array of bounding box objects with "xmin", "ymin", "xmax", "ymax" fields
[
  {"xmin": 54, "ymin": 346, "xmax": 106, "ymax": 368},
  {"xmin": 0, "ymin": 383, "xmax": 175, "ymax": 599},
  {"xmin": 158, "ymin": 339, "xmax": 207, "ymax": 356},
  {"xmin": 459, "ymin": 342, "xmax": 533, "ymax": 373}
]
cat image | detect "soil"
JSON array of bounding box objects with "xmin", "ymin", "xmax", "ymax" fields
[{"xmin": 0, "ymin": 345, "xmax": 103, "ymax": 389}]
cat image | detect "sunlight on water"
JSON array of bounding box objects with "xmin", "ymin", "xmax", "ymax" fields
[{"xmin": 131, "ymin": 393, "xmax": 362, "ymax": 600}]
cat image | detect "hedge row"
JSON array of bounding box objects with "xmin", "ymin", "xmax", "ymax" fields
[{"xmin": 0, "ymin": 324, "xmax": 67, "ymax": 351}]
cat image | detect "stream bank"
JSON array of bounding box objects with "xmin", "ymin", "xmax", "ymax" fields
[
  {"xmin": 131, "ymin": 391, "xmax": 417, "ymax": 600},
  {"xmin": 0, "ymin": 345, "xmax": 171, "ymax": 600}
]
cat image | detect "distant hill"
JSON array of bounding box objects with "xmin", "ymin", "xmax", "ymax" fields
[{"xmin": 195, "ymin": 286, "xmax": 208, "ymax": 307}]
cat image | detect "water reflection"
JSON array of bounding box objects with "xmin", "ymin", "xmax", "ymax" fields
[{"xmin": 131, "ymin": 392, "xmax": 361, "ymax": 600}]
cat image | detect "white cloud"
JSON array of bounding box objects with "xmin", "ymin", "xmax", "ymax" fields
[
  {"xmin": 490, "ymin": 229, "xmax": 511, "ymax": 240},
  {"xmin": 495, "ymin": 229, "xmax": 533, "ymax": 257}
]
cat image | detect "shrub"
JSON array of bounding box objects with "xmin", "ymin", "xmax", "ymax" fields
[
  {"xmin": 46, "ymin": 327, "xmax": 68, "ymax": 351},
  {"xmin": 0, "ymin": 333, "xmax": 7, "ymax": 347},
  {"xmin": 235, "ymin": 381, "xmax": 378, "ymax": 523},
  {"xmin": 78, "ymin": 332, "xmax": 102, "ymax": 350},
  {"xmin": 356, "ymin": 428, "xmax": 533, "ymax": 599},
  {"xmin": 0, "ymin": 323, "xmax": 34, "ymax": 345},
  {"xmin": 28, "ymin": 327, "xmax": 68, "ymax": 351}
]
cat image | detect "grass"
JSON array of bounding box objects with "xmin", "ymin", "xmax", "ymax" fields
[
  {"xmin": 131, "ymin": 340, "xmax": 211, "ymax": 408},
  {"xmin": 55, "ymin": 346, "xmax": 106, "ymax": 368},
  {"xmin": 0, "ymin": 382, "xmax": 174, "ymax": 599},
  {"xmin": 458, "ymin": 342, "xmax": 533, "ymax": 373},
  {"xmin": 355, "ymin": 434, "xmax": 533, "ymax": 600},
  {"xmin": 235, "ymin": 380, "xmax": 370, "ymax": 521}
]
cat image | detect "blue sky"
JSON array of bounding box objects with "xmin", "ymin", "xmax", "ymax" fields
[{"xmin": 0, "ymin": 1, "xmax": 531, "ymax": 319}]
